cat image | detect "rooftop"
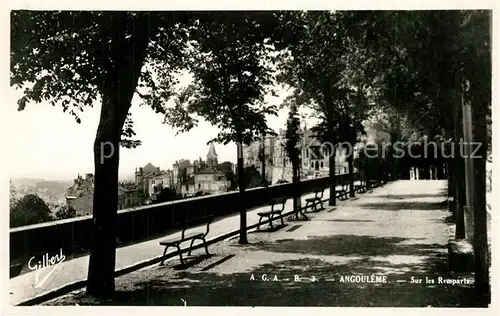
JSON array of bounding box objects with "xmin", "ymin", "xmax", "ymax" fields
[{"xmin": 195, "ymin": 167, "xmax": 224, "ymax": 175}]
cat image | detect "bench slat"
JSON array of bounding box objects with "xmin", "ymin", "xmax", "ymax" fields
[
  {"xmin": 258, "ymin": 211, "xmax": 282, "ymax": 216},
  {"xmin": 305, "ymin": 197, "xmax": 321, "ymax": 201}
]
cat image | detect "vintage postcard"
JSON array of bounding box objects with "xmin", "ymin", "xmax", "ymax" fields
[{"xmin": 3, "ymin": 2, "xmax": 497, "ymax": 315}]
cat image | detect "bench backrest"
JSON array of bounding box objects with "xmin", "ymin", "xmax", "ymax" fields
[
  {"xmin": 313, "ymin": 188, "xmax": 324, "ymax": 199},
  {"xmin": 179, "ymin": 213, "xmax": 215, "ymax": 239},
  {"xmin": 269, "ymin": 197, "xmax": 287, "ymax": 213},
  {"xmin": 342, "ymin": 181, "xmax": 349, "ymax": 191}
]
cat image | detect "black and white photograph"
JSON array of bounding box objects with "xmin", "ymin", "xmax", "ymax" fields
[{"xmin": 4, "ymin": 4, "xmax": 496, "ymax": 312}]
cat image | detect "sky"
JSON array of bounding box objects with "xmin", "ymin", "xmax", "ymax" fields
[{"xmin": 5, "ymin": 81, "xmax": 318, "ymax": 181}]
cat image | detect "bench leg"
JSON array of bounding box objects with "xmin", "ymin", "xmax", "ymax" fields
[
  {"xmin": 269, "ymin": 215, "xmax": 274, "ymax": 230},
  {"xmin": 318, "ymin": 199, "xmax": 324, "ymax": 210},
  {"xmin": 161, "ymin": 246, "xmax": 170, "ymax": 265},
  {"xmin": 257, "ymin": 216, "xmax": 264, "ymax": 230},
  {"xmin": 305, "ymin": 201, "xmax": 311, "ymax": 213},
  {"xmin": 188, "ymin": 239, "xmax": 196, "ymax": 256},
  {"xmin": 176, "ymin": 244, "xmax": 184, "ymax": 266},
  {"xmin": 280, "ymin": 214, "xmax": 285, "ymax": 226},
  {"xmin": 297, "ymin": 204, "xmax": 305, "ymax": 219},
  {"xmin": 302, "ymin": 210, "xmax": 309, "ymax": 220},
  {"xmin": 202, "ymin": 237, "xmax": 210, "ymax": 256},
  {"xmin": 299, "ymin": 208, "xmax": 308, "ymax": 220}
]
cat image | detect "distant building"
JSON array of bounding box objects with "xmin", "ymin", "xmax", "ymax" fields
[
  {"xmin": 193, "ymin": 166, "xmax": 230, "ymax": 194},
  {"xmin": 242, "ymin": 123, "xmax": 353, "ymax": 184},
  {"xmin": 269, "ymin": 127, "xmax": 334, "ymax": 179},
  {"xmin": 180, "ymin": 176, "xmax": 196, "ymax": 196},
  {"xmin": 66, "ymin": 192, "xmax": 93, "ymax": 216},
  {"xmin": 179, "ymin": 143, "xmax": 230, "ymax": 196},
  {"xmin": 135, "ymin": 163, "xmax": 161, "ymax": 196},
  {"xmin": 206, "ymin": 142, "xmax": 218, "ymax": 167},
  {"xmin": 118, "ymin": 183, "xmax": 143, "ymax": 209},
  {"xmin": 65, "ymin": 173, "xmax": 95, "ymax": 216},
  {"xmin": 150, "ymin": 170, "xmax": 174, "ymax": 191},
  {"xmin": 66, "ymin": 173, "xmax": 145, "ymax": 215},
  {"xmin": 244, "ymin": 134, "xmax": 275, "ymax": 168},
  {"xmin": 172, "ymin": 159, "xmax": 191, "ymax": 187}
]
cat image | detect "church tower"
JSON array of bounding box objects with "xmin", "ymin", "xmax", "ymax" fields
[{"xmin": 207, "ymin": 143, "xmax": 218, "ymax": 167}]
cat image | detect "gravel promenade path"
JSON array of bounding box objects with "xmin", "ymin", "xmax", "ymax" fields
[{"xmin": 44, "ymin": 180, "xmax": 479, "ymax": 307}]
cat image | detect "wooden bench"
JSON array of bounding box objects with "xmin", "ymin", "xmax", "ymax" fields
[
  {"xmin": 257, "ymin": 197, "xmax": 287, "ymax": 230},
  {"xmin": 159, "ymin": 214, "xmax": 214, "ymax": 265},
  {"xmin": 335, "ymin": 182, "xmax": 349, "ymax": 201},
  {"xmin": 369, "ymin": 179, "xmax": 379, "ymax": 188},
  {"xmin": 305, "ymin": 188, "xmax": 325, "ymax": 213},
  {"xmin": 354, "ymin": 179, "xmax": 366, "ymax": 193}
]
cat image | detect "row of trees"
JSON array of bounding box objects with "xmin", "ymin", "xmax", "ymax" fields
[
  {"xmin": 342, "ymin": 11, "xmax": 491, "ymax": 305},
  {"xmin": 11, "ymin": 11, "xmax": 490, "ymax": 302}
]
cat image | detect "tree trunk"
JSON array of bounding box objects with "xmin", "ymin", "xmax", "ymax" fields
[
  {"xmin": 436, "ymin": 161, "xmax": 444, "ymax": 180},
  {"xmin": 348, "ymin": 153, "xmax": 355, "ymax": 198},
  {"xmin": 261, "ymin": 133, "xmax": 267, "ymax": 187},
  {"xmin": 86, "ymin": 13, "xmax": 152, "ymax": 298},
  {"xmin": 470, "ymin": 89, "xmax": 490, "ymax": 306},
  {"xmin": 454, "ymin": 125, "xmax": 466, "ymax": 239},
  {"xmin": 447, "ymin": 159, "xmax": 454, "ymax": 198},
  {"xmin": 422, "ymin": 162, "xmax": 430, "ymax": 179},
  {"xmin": 448, "ymin": 78, "xmax": 465, "ymax": 239},
  {"xmin": 471, "ymin": 135, "xmax": 489, "ymax": 305},
  {"xmin": 366, "ymin": 158, "xmax": 371, "ymax": 190},
  {"xmin": 390, "ymin": 132, "xmax": 398, "ymax": 181},
  {"xmin": 328, "ymin": 148, "xmax": 336, "ymax": 206},
  {"xmin": 292, "ymin": 163, "xmax": 301, "ymax": 218},
  {"xmin": 462, "ymin": 93, "xmax": 476, "ymax": 242},
  {"xmin": 87, "ymin": 125, "xmax": 121, "ymax": 297},
  {"xmin": 454, "ymin": 158, "xmax": 466, "ymax": 239},
  {"xmin": 236, "ymin": 139, "xmax": 248, "ymax": 244},
  {"xmin": 376, "ymin": 159, "xmax": 380, "ymax": 183}
]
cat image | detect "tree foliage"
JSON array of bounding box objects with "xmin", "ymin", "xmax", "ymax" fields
[
  {"xmin": 10, "ymin": 194, "xmax": 54, "ymax": 228},
  {"xmin": 284, "ymin": 104, "xmax": 302, "ymax": 167},
  {"xmin": 159, "ymin": 12, "xmax": 290, "ymax": 244},
  {"xmin": 218, "ymin": 161, "xmax": 236, "ymax": 190},
  {"xmin": 239, "ymin": 166, "xmax": 263, "ymax": 189},
  {"xmin": 164, "ymin": 12, "xmax": 283, "ymax": 145},
  {"xmin": 345, "ymin": 11, "xmax": 490, "ymax": 139},
  {"xmin": 55, "ymin": 205, "xmax": 77, "ymax": 220},
  {"xmin": 154, "ymin": 187, "xmax": 181, "ymax": 204},
  {"xmin": 10, "ymin": 10, "xmax": 218, "ymax": 297},
  {"xmin": 9, "ymin": 180, "xmax": 17, "ymax": 209},
  {"xmin": 11, "ymin": 11, "xmax": 196, "ymax": 141}
]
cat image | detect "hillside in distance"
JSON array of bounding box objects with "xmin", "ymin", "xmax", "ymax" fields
[{"xmin": 10, "ymin": 178, "xmax": 74, "ymax": 204}]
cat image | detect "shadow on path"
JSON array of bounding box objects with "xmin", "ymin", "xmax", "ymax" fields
[
  {"xmin": 237, "ymin": 235, "xmax": 444, "ymax": 257},
  {"xmin": 41, "ymin": 182, "xmax": 480, "ymax": 307},
  {"xmin": 375, "ymin": 193, "xmax": 448, "ymax": 200},
  {"xmin": 320, "ymin": 219, "xmax": 375, "ymax": 223},
  {"xmin": 358, "ymin": 201, "xmax": 446, "ymax": 211},
  {"xmin": 44, "ymin": 233, "xmax": 479, "ymax": 307},
  {"xmin": 54, "ymin": 255, "xmax": 477, "ymax": 307}
]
